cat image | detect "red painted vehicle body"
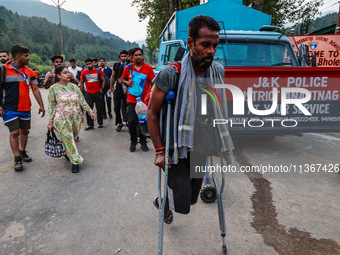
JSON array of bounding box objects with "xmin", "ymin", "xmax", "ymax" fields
[{"xmin": 223, "ymin": 67, "xmax": 340, "ymax": 135}]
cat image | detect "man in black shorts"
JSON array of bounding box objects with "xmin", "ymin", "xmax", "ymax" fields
[
  {"xmin": 0, "ymin": 45, "xmax": 45, "ymax": 171},
  {"xmin": 147, "ymin": 15, "xmax": 234, "ymax": 223}
]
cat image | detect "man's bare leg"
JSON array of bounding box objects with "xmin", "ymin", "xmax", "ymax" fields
[
  {"xmin": 9, "ymin": 130, "xmax": 20, "ymax": 157},
  {"xmin": 19, "ymin": 128, "xmax": 28, "ymax": 151}
]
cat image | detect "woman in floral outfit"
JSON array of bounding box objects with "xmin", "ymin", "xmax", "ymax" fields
[{"xmin": 47, "ymin": 65, "xmax": 96, "ymax": 173}]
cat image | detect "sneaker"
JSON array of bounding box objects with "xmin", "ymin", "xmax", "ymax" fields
[
  {"xmin": 14, "ymin": 156, "xmax": 23, "ymax": 171},
  {"xmin": 108, "ymin": 113, "xmax": 113, "ymax": 119},
  {"xmin": 71, "ymin": 164, "xmax": 79, "ymax": 173},
  {"xmin": 20, "ymin": 150, "xmax": 32, "ymax": 162},
  {"xmin": 98, "ymin": 124, "xmax": 103, "ymax": 128},
  {"xmin": 130, "ymin": 143, "xmax": 136, "ymax": 152},
  {"xmin": 141, "ymin": 144, "xmax": 149, "ymax": 152},
  {"xmin": 85, "ymin": 126, "xmax": 94, "ymax": 131},
  {"xmin": 75, "ymin": 136, "xmax": 79, "ymax": 142},
  {"xmin": 116, "ymin": 124, "xmax": 123, "ymax": 132}
]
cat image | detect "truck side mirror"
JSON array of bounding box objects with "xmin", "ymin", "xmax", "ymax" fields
[{"xmin": 174, "ymin": 46, "xmax": 186, "ymax": 61}]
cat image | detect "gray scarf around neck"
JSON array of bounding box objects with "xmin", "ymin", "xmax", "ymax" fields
[{"xmin": 172, "ymin": 53, "xmax": 234, "ymax": 163}]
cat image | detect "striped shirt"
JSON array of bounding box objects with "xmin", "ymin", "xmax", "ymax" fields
[{"xmin": 0, "ymin": 61, "xmax": 38, "ymax": 111}]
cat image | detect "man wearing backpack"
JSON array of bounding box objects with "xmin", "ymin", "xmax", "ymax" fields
[
  {"xmin": 79, "ymin": 58, "xmax": 106, "ymax": 130},
  {"xmin": 0, "ymin": 45, "xmax": 45, "ymax": 171},
  {"xmin": 121, "ymin": 48, "xmax": 155, "ymax": 152},
  {"xmin": 147, "ymin": 15, "xmax": 234, "ymax": 223},
  {"xmin": 98, "ymin": 58, "xmax": 113, "ymax": 119}
]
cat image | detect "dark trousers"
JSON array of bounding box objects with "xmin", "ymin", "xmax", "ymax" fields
[
  {"xmin": 114, "ymin": 91, "xmax": 127, "ymax": 125},
  {"xmin": 102, "ymin": 91, "xmax": 112, "ymax": 117},
  {"xmin": 167, "ymin": 152, "xmax": 205, "ymax": 214},
  {"xmin": 85, "ymin": 91, "xmax": 103, "ymax": 126},
  {"xmin": 127, "ymin": 103, "xmax": 146, "ymax": 145}
]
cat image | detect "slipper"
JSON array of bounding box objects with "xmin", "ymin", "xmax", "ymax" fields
[
  {"xmin": 116, "ymin": 124, "xmax": 123, "ymax": 132},
  {"xmin": 153, "ymin": 197, "xmax": 173, "ymax": 224}
]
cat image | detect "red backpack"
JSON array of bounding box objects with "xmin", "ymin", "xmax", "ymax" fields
[{"xmin": 144, "ymin": 62, "xmax": 181, "ymax": 106}]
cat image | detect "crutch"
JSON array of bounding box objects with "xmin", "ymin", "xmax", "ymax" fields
[
  {"xmin": 211, "ymin": 155, "xmax": 228, "ymax": 255},
  {"xmin": 200, "ymin": 157, "xmax": 217, "ymax": 203},
  {"xmin": 157, "ymin": 90, "xmax": 175, "ymax": 255}
]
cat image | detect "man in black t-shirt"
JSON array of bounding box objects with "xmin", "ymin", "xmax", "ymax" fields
[{"xmin": 110, "ymin": 50, "xmax": 128, "ymax": 131}]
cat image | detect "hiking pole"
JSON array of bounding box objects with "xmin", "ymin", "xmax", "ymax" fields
[
  {"xmin": 211, "ymin": 155, "xmax": 228, "ymax": 254},
  {"xmin": 157, "ymin": 90, "xmax": 175, "ymax": 255}
]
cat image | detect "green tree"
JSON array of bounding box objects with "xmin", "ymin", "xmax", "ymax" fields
[
  {"xmin": 29, "ymin": 53, "xmax": 43, "ymax": 65},
  {"xmin": 0, "ymin": 35, "xmax": 12, "ymax": 51},
  {"xmin": 0, "ymin": 5, "xmax": 138, "ymax": 64},
  {"xmin": 68, "ymin": 37, "xmax": 76, "ymax": 55},
  {"xmin": 0, "ymin": 16, "xmax": 6, "ymax": 37},
  {"xmin": 242, "ymin": 0, "xmax": 323, "ymax": 33},
  {"xmin": 132, "ymin": 0, "xmax": 199, "ymax": 63}
]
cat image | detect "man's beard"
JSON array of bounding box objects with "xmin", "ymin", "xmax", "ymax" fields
[
  {"xmin": 191, "ymin": 47, "xmax": 213, "ymax": 69},
  {"xmin": 0, "ymin": 60, "xmax": 6, "ymax": 64},
  {"xmin": 135, "ymin": 59, "xmax": 143, "ymax": 65}
]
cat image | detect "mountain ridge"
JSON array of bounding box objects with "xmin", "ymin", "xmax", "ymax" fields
[{"xmin": 0, "ymin": 0, "xmax": 126, "ymax": 42}]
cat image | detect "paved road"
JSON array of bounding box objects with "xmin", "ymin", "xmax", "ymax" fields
[{"xmin": 0, "ymin": 89, "xmax": 339, "ymax": 255}]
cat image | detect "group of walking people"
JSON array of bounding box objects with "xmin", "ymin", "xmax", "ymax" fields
[
  {"xmin": 0, "ymin": 44, "xmax": 157, "ymax": 173},
  {"xmin": 1, "ymin": 15, "xmax": 234, "ymax": 226}
]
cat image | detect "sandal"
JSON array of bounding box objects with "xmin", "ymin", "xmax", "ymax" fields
[
  {"xmin": 153, "ymin": 197, "xmax": 173, "ymax": 224},
  {"xmin": 116, "ymin": 124, "xmax": 123, "ymax": 132}
]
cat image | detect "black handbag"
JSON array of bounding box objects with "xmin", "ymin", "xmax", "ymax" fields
[{"xmin": 45, "ymin": 130, "xmax": 64, "ymax": 157}]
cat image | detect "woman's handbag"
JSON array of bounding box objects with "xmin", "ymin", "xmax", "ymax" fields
[{"xmin": 45, "ymin": 130, "xmax": 64, "ymax": 157}]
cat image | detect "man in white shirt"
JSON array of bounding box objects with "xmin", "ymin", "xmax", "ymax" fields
[{"xmin": 68, "ymin": 58, "xmax": 82, "ymax": 81}]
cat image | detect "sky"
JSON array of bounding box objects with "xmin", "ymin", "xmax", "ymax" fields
[
  {"xmin": 40, "ymin": 0, "xmax": 149, "ymax": 43},
  {"xmin": 319, "ymin": 0, "xmax": 340, "ymax": 15},
  {"xmin": 39, "ymin": 0, "xmax": 339, "ymax": 43}
]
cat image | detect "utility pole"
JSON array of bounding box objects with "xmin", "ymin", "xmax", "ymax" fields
[
  {"xmin": 336, "ymin": 1, "xmax": 340, "ymax": 34},
  {"xmin": 51, "ymin": 0, "xmax": 66, "ymax": 56}
]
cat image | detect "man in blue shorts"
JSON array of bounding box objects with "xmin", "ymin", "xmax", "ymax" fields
[{"xmin": 0, "ymin": 45, "xmax": 45, "ymax": 171}]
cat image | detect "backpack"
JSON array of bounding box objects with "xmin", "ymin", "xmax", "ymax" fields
[
  {"xmin": 97, "ymin": 68, "xmax": 110, "ymax": 91},
  {"xmin": 0, "ymin": 65, "xmax": 6, "ymax": 89},
  {"xmin": 129, "ymin": 63, "xmax": 133, "ymax": 77},
  {"xmin": 122, "ymin": 63, "xmax": 133, "ymax": 95},
  {"xmin": 76, "ymin": 70, "xmax": 82, "ymax": 81},
  {"xmin": 0, "ymin": 65, "xmax": 6, "ymax": 106}
]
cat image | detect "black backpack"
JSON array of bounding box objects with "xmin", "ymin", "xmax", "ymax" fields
[
  {"xmin": 0, "ymin": 65, "xmax": 6, "ymax": 89},
  {"xmin": 0, "ymin": 65, "xmax": 6, "ymax": 105}
]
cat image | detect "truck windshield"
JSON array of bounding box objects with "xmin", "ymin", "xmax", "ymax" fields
[{"xmin": 215, "ymin": 42, "xmax": 294, "ymax": 67}]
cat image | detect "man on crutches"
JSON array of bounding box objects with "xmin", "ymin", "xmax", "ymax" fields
[{"xmin": 147, "ymin": 15, "xmax": 234, "ymax": 254}]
